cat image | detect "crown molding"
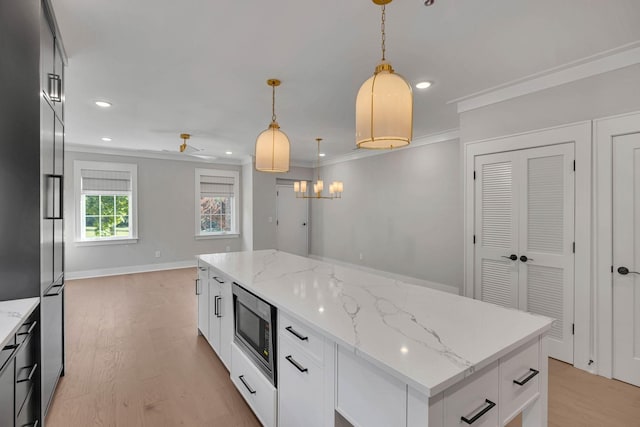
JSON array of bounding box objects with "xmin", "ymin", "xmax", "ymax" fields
[
  {"xmin": 451, "ymin": 41, "xmax": 640, "ymax": 113},
  {"xmin": 66, "ymin": 143, "xmax": 244, "ymax": 165},
  {"xmin": 317, "ymin": 128, "xmax": 460, "ymax": 167}
]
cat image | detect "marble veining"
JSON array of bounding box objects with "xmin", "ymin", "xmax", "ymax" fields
[
  {"xmin": 0, "ymin": 297, "xmax": 39, "ymax": 350},
  {"xmin": 199, "ymin": 250, "xmax": 552, "ymax": 396}
]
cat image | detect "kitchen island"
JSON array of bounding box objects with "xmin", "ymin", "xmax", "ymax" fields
[{"xmin": 198, "ymin": 250, "xmax": 552, "ymax": 427}]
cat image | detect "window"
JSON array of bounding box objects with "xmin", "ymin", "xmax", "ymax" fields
[
  {"xmin": 195, "ymin": 169, "xmax": 239, "ymax": 237},
  {"xmin": 74, "ymin": 161, "xmax": 138, "ymax": 243}
]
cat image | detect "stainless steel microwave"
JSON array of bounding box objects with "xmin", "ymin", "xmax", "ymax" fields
[{"xmin": 232, "ymin": 282, "xmax": 277, "ymax": 386}]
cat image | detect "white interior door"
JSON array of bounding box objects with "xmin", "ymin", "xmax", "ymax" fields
[
  {"xmin": 518, "ymin": 144, "xmax": 575, "ymax": 364},
  {"xmin": 474, "ymin": 152, "xmax": 519, "ymax": 308},
  {"xmin": 276, "ymin": 184, "xmax": 309, "ymax": 257},
  {"xmin": 474, "ymin": 143, "xmax": 575, "ymax": 364},
  {"xmin": 613, "ymin": 132, "xmax": 640, "ymax": 387}
]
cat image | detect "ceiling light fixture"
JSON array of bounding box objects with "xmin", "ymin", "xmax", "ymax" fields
[
  {"xmin": 101, "ymin": 137, "xmax": 112, "ymax": 142},
  {"xmin": 356, "ymin": 0, "xmax": 413, "ymax": 150},
  {"xmin": 225, "ymin": 151, "xmax": 233, "ymax": 155},
  {"xmin": 293, "ymin": 138, "xmax": 343, "ymax": 200},
  {"xmin": 319, "ymin": 153, "xmax": 326, "ymax": 157},
  {"xmin": 95, "ymin": 100, "xmax": 112, "ymax": 108},
  {"xmin": 179, "ymin": 133, "xmax": 191, "ymax": 152},
  {"xmin": 255, "ymin": 79, "xmax": 290, "ymax": 173},
  {"xmin": 416, "ymin": 81, "xmax": 432, "ymax": 89}
]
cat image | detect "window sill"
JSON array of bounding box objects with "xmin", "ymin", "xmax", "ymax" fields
[
  {"xmin": 74, "ymin": 237, "xmax": 138, "ymax": 247},
  {"xmin": 195, "ymin": 233, "xmax": 240, "ymax": 240}
]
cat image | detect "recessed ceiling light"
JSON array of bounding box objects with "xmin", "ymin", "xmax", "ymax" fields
[
  {"xmin": 95, "ymin": 100, "xmax": 112, "ymax": 108},
  {"xmin": 400, "ymin": 346, "xmax": 409, "ymax": 354},
  {"xmin": 101, "ymin": 137, "xmax": 112, "ymax": 142},
  {"xmin": 415, "ymin": 81, "xmax": 432, "ymax": 89},
  {"xmin": 319, "ymin": 153, "xmax": 326, "ymax": 157},
  {"xmin": 225, "ymin": 151, "xmax": 233, "ymax": 155}
]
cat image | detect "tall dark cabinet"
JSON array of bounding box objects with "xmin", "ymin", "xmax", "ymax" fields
[{"xmin": 0, "ymin": 0, "xmax": 66, "ymax": 424}]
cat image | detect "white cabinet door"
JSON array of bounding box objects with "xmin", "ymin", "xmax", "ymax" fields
[
  {"xmin": 474, "ymin": 143, "xmax": 575, "ymax": 364},
  {"xmin": 197, "ymin": 266, "xmax": 209, "ymax": 340},
  {"xmin": 208, "ymin": 280, "xmax": 221, "ymax": 353},
  {"xmin": 613, "ymin": 132, "xmax": 640, "ymax": 387},
  {"xmin": 219, "ymin": 279, "xmax": 234, "ymax": 370}
]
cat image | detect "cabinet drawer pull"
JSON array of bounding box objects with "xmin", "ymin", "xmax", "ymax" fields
[
  {"xmin": 2, "ymin": 344, "xmax": 19, "ymax": 351},
  {"xmin": 195, "ymin": 279, "xmax": 200, "ymax": 295},
  {"xmin": 216, "ymin": 296, "xmax": 222, "ymax": 318},
  {"xmin": 44, "ymin": 283, "xmax": 64, "ymax": 297},
  {"xmin": 213, "ymin": 276, "xmax": 225, "ymax": 284},
  {"xmin": 17, "ymin": 364, "xmax": 38, "ymax": 383},
  {"xmin": 513, "ymin": 368, "xmax": 539, "ymax": 386},
  {"xmin": 238, "ymin": 375, "xmax": 256, "ymax": 394},
  {"xmin": 198, "ymin": 267, "xmax": 207, "ymax": 271},
  {"xmin": 285, "ymin": 355, "xmax": 308, "ymax": 373},
  {"xmin": 461, "ymin": 399, "xmax": 496, "ymax": 424},
  {"xmin": 22, "ymin": 420, "xmax": 39, "ymax": 427},
  {"xmin": 285, "ymin": 326, "xmax": 308, "ymax": 341},
  {"xmin": 17, "ymin": 321, "xmax": 37, "ymax": 337}
]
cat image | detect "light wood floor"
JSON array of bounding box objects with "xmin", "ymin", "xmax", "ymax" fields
[{"xmin": 47, "ymin": 268, "xmax": 640, "ymax": 426}]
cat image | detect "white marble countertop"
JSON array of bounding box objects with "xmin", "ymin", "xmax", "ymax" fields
[
  {"xmin": 199, "ymin": 250, "xmax": 552, "ymax": 396},
  {"xmin": 0, "ymin": 298, "xmax": 39, "ymax": 350}
]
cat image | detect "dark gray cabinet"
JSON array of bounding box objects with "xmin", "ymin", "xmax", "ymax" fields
[{"xmin": 0, "ymin": 345, "xmax": 16, "ymax": 427}]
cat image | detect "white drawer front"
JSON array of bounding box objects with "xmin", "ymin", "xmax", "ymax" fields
[
  {"xmin": 231, "ymin": 343, "xmax": 277, "ymax": 427},
  {"xmin": 278, "ymin": 338, "xmax": 324, "ymax": 427},
  {"xmin": 444, "ymin": 362, "xmax": 499, "ymax": 427},
  {"xmin": 279, "ymin": 311, "xmax": 324, "ymax": 363},
  {"xmin": 500, "ymin": 339, "xmax": 540, "ymax": 424}
]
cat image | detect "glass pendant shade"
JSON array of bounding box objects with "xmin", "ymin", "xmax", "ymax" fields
[
  {"xmin": 356, "ymin": 62, "xmax": 413, "ymax": 149},
  {"xmin": 255, "ymin": 122, "xmax": 290, "ymax": 173}
]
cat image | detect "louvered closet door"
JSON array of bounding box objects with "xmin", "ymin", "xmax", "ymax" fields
[
  {"xmin": 474, "ymin": 152, "xmax": 519, "ymax": 308},
  {"xmin": 518, "ymin": 143, "xmax": 575, "ymax": 364}
]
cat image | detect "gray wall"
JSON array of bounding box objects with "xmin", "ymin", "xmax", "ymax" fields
[
  {"xmin": 64, "ymin": 151, "xmax": 243, "ymax": 274},
  {"xmin": 460, "ymin": 64, "xmax": 640, "ymax": 142},
  {"xmin": 241, "ymin": 162, "xmax": 254, "ymax": 251},
  {"xmin": 310, "ymin": 140, "xmax": 464, "ymax": 289},
  {"xmin": 252, "ymin": 166, "xmax": 313, "ymax": 250}
]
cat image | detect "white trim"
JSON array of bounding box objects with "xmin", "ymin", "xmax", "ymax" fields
[
  {"xmin": 195, "ymin": 168, "xmax": 240, "ymax": 236},
  {"xmin": 73, "ymin": 160, "xmax": 138, "ymax": 242},
  {"xmin": 65, "ymin": 260, "xmax": 197, "ymax": 280},
  {"xmin": 318, "ymin": 129, "xmax": 460, "ymax": 167},
  {"xmin": 453, "ymin": 42, "xmax": 640, "ymax": 113},
  {"xmin": 593, "ymin": 110, "xmax": 640, "ymax": 379},
  {"xmin": 308, "ymin": 255, "xmax": 460, "ymax": 295},
  {"xmin": 463, "ymin": 122, "xmax": 592, "ymax": 372},
  {"xmin": 194, "ymin": 233, "xmax": 240, "ymax": 240},
  {"xmin": 74, "ymin": 238, "xmax": 138, "ymax": 247}
]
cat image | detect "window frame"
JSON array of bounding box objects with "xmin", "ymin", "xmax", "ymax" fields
[
  {"xmin": 195, "ymin": 168, "xmax": 240, "ymax": 239},
  {"xmin": 74, "ymin": 160, "xmax": 138, "ymax": 245}
]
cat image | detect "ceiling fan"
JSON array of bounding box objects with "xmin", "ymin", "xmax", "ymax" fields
[{"xmin": 157, "ymin": 133, "xmax": 217, "ymax": 160}]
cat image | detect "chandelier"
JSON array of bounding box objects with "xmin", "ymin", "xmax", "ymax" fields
[{"xmin": 293, "ymin": 138, "xmax": 343, "ymax": 200}]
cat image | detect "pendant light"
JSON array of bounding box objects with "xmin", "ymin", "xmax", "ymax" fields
[
  {"xmin": 255, "ymin": 79, "xmax": 290, "ymax": 172},
  {"xmin": 294, "ymin": 138, "xmax": 343, "ymax": 200},
  {"xmin": 355, "ymin": 0, "xmax": 413, "ymax": 149}
]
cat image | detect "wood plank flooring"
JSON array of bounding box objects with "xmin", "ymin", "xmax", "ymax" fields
[{"xmin": 47, "ymin": 268, "xmax": 640, "ymax": 426}]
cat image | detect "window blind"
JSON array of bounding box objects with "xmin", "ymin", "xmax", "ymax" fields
[
  {"xmin": 200, "ymin": 175, "xmax": 234, "ymax": 198},
  {"xmin": 81, "ymin": 169, "xmax": 132, "ymax": 192}
]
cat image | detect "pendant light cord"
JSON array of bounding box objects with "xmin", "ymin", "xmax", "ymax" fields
[
  {"xmin": 272, "ymin": 84, "xmax": 277, "ymax": 123},
  {"xmin": 381, "ymin": 5, "xmax": 386, "ymax": 61},
  {"xmin": 316, "ymin": 138, "xmax": 321, "ymax": 181}
]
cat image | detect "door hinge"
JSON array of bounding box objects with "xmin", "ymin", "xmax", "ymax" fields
[
  {"xmin": 573, "ymin": 160, "xmax": 575, "ymax": 171},
  {"xmin": 572, "ymin": 242, "xmax": 575, "ymax": 253},
  {"xmin": 473, "ymin": 170, "xmax": 476, "ymax": 180},
  {"xmin": 572, "ymin": 323, "xmax": 575, "ymax": 335},
  {"xmin": 473, "ymin": 235, "xmax": 476, "ymax": 244}
]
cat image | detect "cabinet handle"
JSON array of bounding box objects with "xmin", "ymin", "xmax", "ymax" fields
[
  {"xmin": 213, "ymin": 276, "xmax": 225, "ymax": 284},
  {"xmin": 195, "ymin": 279, "xmax": 201, "ymax": 295},
  {"xmin": 198, "ymin": 267, "xmax": 207, "ymax": 271},
  {"xmin": 285, "ymin": 326, "xmax": 308, "ymax": 341},
  {"xmin": 48, "ymin": 73, "xmax": 62, "ymax": 102},
  {"xmin": 17, "ymin": 321, "xmax": 37, "ymax": 337},
  {"xmin": 285, "ymin": 355, "xmax": 308, "ymax": 373},
  {"xmin": 22, "ymin": 421, "xmax": 39, "ymax": 427},
  {"xmin": 17, "ymin": 364, "xmax": 38, "ymax": 383},
  {"xmin": 461, "ymin": 399, "xmax": 496, "ymax": 424},
  {"xmin": 238, "ymin": 375, "xmax": 256, "ymax": 394},
  {"xmin": 44, "ymin": 174, "xmax": 63, "ymax": 219},
  {"xmin": 44, "ymin": 283, "xmax": 64, "ymax": 297},
  {"xmin": 2, "ymin": 344, "xmax": 18, "ymax": 351},
  {"xmin": 216, "ymin": 296, "xmax": 222, "ymax": 318},
  {"xmin": 513, "ymin": 368, "xmax": 539, "ymax": 386}
]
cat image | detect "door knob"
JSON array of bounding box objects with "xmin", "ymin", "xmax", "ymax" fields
[
  {"xmin": 520, "ymin": 255, "xmax": 533, "ymax": 262},
  {"xmin": 302, "ymin": 222, "xmax": 307, "ymax": 226},
  {"xmin": 501, "ymin": 254, "xmax": 518, "ymax": 261},
  {"xmin": 618, "ymin": 266, "xmax": 640, "ymax": 275}
]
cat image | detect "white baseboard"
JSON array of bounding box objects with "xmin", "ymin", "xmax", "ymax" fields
[
  {"xmin": 66, "ymin": 260, "xmax": 197, "ymax": 280},
  {"xmin": 308, "ymin": 255, "xmax": 460, "ymax": 295}
]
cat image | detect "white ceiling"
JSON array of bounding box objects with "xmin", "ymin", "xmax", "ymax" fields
[{"xmin": 52, "ymin": 0, "xmax": 640, "ymax": 163}]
